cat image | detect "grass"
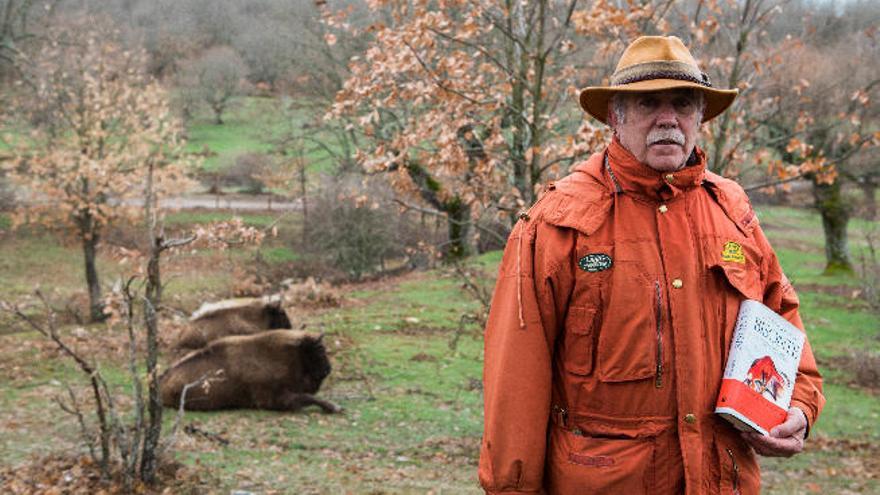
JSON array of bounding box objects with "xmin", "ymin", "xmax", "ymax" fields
[
  {"xmin": 164, "ymin": 210, "xmax": 279, "ymax": 228},
  {"xmin": 184, "ymin": 96, "xmax": 343, "ymax": 176},
  {"xmin": 0, "ymin": 205, "xmax": 877, "ymax": 493},
  {"xmin": 185, "ymin": 97, "xmax": 282, "ymax": 172}
]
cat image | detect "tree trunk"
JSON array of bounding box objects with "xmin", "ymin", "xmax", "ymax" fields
[
  {"xmin": 300, "ymin": 156, "xmax": 308, "ymax": 245},
  {"xmin": 140, "ymin": 160, "xmax": 163, "ymax": 483},
  {"xmin": 139, "ymin": 288, "xmax": 162, "ymax": 483},
  {"xmin": 506, "ymin": 0, "xmax": 531, "ymax": 206},
  {"xmin": 212, "ymin": 103, "xmax": 224, "ymax": 125},
  {"xmin": 813, "ymin": 179, "xmax": 854, "ymax": 275},
  {"xmin": 445, "ymin": 198, "xmax": 470, "ymax": 260},
  {"xmin": 82, "ymin": 233, "xmax": 104, "ymax": 322},
  {"xmin": 859, "ymin": 177, "xmax": 877, "ymax": 220}
]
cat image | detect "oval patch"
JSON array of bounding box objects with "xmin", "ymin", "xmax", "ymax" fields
[{"xmin": 578, "ymin": 253, "xmax": 612, "ymax": 272}]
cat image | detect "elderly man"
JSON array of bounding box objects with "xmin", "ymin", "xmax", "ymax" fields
[{"xmin": 479, "ymin": 36, "xmax": 824, "ymax": 494}]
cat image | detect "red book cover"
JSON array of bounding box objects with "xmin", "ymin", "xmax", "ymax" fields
[{"xmin": 715, "ymin": 299, "xmax": 805, "ymax": 436}]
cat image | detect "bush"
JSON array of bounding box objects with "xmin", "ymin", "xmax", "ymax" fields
[
  {"xmin": 294, "ymin": 176, "xmax": 442, "ymax": 282},
  {"xmin": 220, "ymin": 153, "xmax": 271, "ymax": 194}
]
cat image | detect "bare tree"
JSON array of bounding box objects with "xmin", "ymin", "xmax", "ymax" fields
[{"xmin": 182, "ymin": 46, "xmax": 248, "ymax": 125}]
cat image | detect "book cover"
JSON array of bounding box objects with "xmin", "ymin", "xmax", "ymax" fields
[{"xmin": 715, "ymin": 299, "xmax": 805, "ymax": 436}]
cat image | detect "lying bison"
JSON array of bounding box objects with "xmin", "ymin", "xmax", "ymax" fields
[
  {"xmin": 175, "ymin": 294, "xmax": 292, "ymax": 350},
  {"xmin": 160, "ymin": 329, "xmax": 340, "ymax": 413}
]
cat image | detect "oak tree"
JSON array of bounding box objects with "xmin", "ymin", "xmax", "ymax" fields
[{"xmin": 5, "ymin": 20, "xmax": 192, "ymax": 321}]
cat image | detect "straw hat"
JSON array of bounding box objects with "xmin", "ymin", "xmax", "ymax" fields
[{"xmin": 579, "ymin": 36, "xmax": 738, "ymax": 124}]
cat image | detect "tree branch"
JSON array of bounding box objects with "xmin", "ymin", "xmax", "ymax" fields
[{"xmin": 393, "ymin": 198, "xmax": 507, "ymax": 245}]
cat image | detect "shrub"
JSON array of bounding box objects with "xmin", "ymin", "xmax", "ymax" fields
[
  {"xmin": 220, "ymin": 153, "xmax": 271, "ymax": 194},
  {"xmin": 294, "ymin": 176, "xmax": 442, "ymax": 282}
]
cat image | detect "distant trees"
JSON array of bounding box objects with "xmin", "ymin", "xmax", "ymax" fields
[
  {"xmin": 5, "ymin": 19, "xmax": 192, "ymax": 321},
  {"xmin": 181, "ymin": 46, "xmax": 248, "ymax": 125},
  {"xmin": 0, "ymin": 0, "xmax": 59, "ymax": 76},
  {"xmin": 761, "ymin": 22, "xmax": 880, "ymax": 274},
  {"xmin": 6, "ymin": 0, "xmax": 874, "ymax": 276}
]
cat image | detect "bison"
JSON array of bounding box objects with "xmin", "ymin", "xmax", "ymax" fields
[
  {"xmin": 160, "ymin": 329, "xmax": 340, "ymax": 413},
  {"xmin": 175, "ymin": 294, "xmax": 293, "ymax": 351}
]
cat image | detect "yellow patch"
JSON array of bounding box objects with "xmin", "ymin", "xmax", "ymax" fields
[{"xmin": 721, "ymin": 241, "xmax": 746, "ymax": 264}]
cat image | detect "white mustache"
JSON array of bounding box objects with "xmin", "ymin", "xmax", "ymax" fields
[{"xmin": 647, "ymin": 129, "xmax": 685, "ymax": 146}]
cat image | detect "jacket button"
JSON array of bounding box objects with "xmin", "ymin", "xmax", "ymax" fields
[
  {"xmin": 672, "ymin": 278, "xmax": 683, "ymax": 289},
  {"xmin": 665, "ymin": 173, "xmax": 675, "ymax": 183},
  {"xmin": 684, "ymin": 413, "xmax": 697, "ymax": 424},
  {"xmin": 658, "ymin": 204, "xmax": 668, "ymax": 213}
]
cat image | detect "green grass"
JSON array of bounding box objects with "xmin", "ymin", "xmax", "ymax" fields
[
  {"xmin": 0, "ymin": 205, "xmax": 877, "ymax": 493},
  {"xmin": 259, "ymin": 246, "xmax": 300, "ymax": 264},
  {"xmin": 185, "ymin": 97, "xmax": 281, "ymax": 172},
  {"xmin": 184, "ymin": 96, "xmax": 342, "ymax": 176},
  {"xmin": 164, "ymin": 210, "xmax": 278, "ymax": 228}
]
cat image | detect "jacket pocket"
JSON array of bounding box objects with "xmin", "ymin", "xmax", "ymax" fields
[
  {"xmin": 596, "ymin": 260, "xmax": 657, "ymax": 382},
  {"xmin": 562, "ymin": 306, "xmax": 597, "ymax": 376},
  {"xmin": 547, "ymin": 424, "xmax": 655, "ymax": 495},
  {"xmin": 715, "ymin": 424, "xmax": 761, "ymax": 495},
  {"xmin": 705, "ymin": 238, "xmax": 763, "ymax": 301},
  {"xmin": 713, "ymin": 262, "xmax": 762, "ymax": 301}
]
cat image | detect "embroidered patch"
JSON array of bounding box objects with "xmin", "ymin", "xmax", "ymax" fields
[
  {"xmin": 721, "ymin": 241, "xmax": 746, "ymax": 264},
  {"xmin": 578, "ymin": 253, "xmax": 612, "ymax": 272}
]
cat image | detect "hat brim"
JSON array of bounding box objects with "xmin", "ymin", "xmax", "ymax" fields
[{"xmin": 579, "ymin": 79, "xmax": 739, "ymax": 125}]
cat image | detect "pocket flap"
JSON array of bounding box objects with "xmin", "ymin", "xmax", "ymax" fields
[
  {"xmin": 566, "ymin": 306, "xmax": 597, "ymax": 335},
  {"xmin": 714, "ymin": 263, "xmax": 762, "ymax": 301},
  {"xmin": 704, "ymin": 239, "xmax": 763, "ymax": 300},
  {"xmin": 562, "ymin": 306, "xmax": 597, "ymax": 376}
]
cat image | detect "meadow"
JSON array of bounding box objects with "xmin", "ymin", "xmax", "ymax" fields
[
  {"xmin": 0, "ymin": 200, "xmax": 877, "ymax": 494},
  {"xmin": 1, "ymin": 95, "xmax": 878, "ymax": 494}
]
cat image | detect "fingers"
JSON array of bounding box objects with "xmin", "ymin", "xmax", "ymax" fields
[
  {"xmin": 770, "ymin": 407, "xmax": 807, "ymax": 438},
  {"xmin": 741, "ymin": 428, "xmax": 805, "ymax": 458}
]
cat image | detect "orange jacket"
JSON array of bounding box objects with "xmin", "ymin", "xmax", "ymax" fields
[{"xmin": 479, "ymin": 139, "xmax": 824, "ymax": 495}]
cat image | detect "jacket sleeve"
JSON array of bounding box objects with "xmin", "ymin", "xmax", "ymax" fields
[
  {"xmin": 754, "ymin": 224, "xmax": 825, "ymax": 431},
  {"xmin": 479, "ymin": 217, "xmax": 566, "ymax": 494}
]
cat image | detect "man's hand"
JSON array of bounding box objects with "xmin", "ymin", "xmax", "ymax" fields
[{"xmin": 741, "ymin": 407, "xmax": 807, "ymax": 457}]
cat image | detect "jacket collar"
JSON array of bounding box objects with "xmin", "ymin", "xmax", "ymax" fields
[{"xmin": 605, "ymin": 136, "xmax": 707, "ymax": 202}]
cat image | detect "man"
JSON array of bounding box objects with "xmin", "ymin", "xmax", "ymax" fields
[{"xmin": 479, "ymin": 36, "xmax": 824, "ymax": 494}]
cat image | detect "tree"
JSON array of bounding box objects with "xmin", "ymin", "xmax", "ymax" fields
[
  {"xmin": 5, "ymin": 19, "xmax": 192, "ymax": 321},
  {"xmin": 760, "ymin": 24, "xmax": 880, "ymax": 274},
  {"xmin": 182, "ymin": 46, "xmax": 248, "ymax": 125},
  {"xmin": 0, "ymin": 0, "xmax": 62, "ymax": 77},
  {"xmin": 330, "ymin": 0, "xmax": 643, "ymax": 257}
]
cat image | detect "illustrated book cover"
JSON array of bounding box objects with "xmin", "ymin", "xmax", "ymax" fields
[{"xmin": 715, "ymin": 299, "xmax": 805, "ymax": 436}]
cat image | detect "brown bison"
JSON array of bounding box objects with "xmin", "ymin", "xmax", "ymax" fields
[
  {"xmin": 160, "ymin": 330, "xmax": 340, "ymax": 413},
  {"xmin": 175, "ymin": 294, "xmax": 293, "ymax": 350}
]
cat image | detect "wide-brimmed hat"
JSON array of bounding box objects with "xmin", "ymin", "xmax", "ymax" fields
[{"xmin": 579, "ymin": 36, "xmax": 738, "ymax": 124}]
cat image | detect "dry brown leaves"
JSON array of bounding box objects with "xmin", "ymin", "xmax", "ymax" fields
[
  {"xmin": 283, "ymin": 277, "xmax": 343, "ymax": 310},
  {"xmin": 806, "ymin": 436, "xmax": 880, "ymax": 479},
  {"xmin": 0, "ymin": 453, "xmax": 209, "ymax": 495}
]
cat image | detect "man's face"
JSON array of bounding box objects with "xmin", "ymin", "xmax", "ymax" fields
[{"xmin": 609, "ymin": 89, "xmax": 703, "ymax": 172}]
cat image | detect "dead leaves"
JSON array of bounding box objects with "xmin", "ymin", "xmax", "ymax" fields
[{"xmin": 0, "ymin": 453, "xmax": 208, "ymax": 494}]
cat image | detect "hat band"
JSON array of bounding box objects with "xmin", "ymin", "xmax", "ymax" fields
[{"xmin": 610, "ymin": 60, "xmax": 712, "ymax": 88}]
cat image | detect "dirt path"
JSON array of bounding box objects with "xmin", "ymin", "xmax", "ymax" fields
[{"xmin": 155, "ymin": 194, "xmax": 302, "ymax": 211}]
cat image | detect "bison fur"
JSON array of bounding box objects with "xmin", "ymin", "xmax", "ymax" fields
[
  {"xmin": 175, "ymin": 294, "xmax": 292, "ymax": 350},
  {"xmin": 160, "ymin": 329, "xmax": 340, "ymax": 413}
]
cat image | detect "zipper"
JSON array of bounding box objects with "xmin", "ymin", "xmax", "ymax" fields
[
  {"xmin": 654, "ymin": 280, "xmax": 663, "ymax": 388},
  {"xmin": 726, "ymin": 448, "xmax": 740, "ymax": 494},
  {"xmin": 552, "ymin": 404, "xmax": 568, "ymax": 428}
]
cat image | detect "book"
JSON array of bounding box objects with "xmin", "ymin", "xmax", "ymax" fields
[{"xmin": 715, "ymin": 299, "xmax": 805, "ymax": 436}]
